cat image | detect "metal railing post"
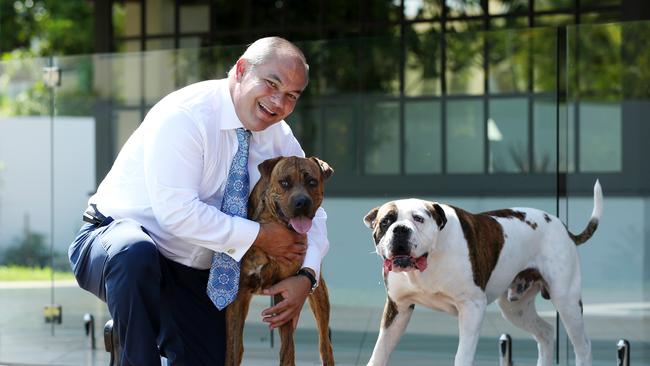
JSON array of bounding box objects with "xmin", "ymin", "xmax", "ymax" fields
[
  {"xmin": 617, "ymin": 339, "xmax": 630, "ymax": 366},
  {"xmin": 83, "ymin": 313, "xmax": 96, "ymax": 349},
  {"xmin": 499, "ymin": 333, "xmax": 513, "ymax": 366}
]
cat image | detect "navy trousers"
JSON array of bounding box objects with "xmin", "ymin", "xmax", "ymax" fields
[{"xmin": 69, "ymin": 218, "xmax": 226, "ymax": 366}]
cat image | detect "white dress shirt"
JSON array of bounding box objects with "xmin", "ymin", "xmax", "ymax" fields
[{"xmin": 89, "ymin": 79, "xmax": 329, "ymax": 277}]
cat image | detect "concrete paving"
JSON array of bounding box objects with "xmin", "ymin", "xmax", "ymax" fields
[{"xmin": 0, "ymin": 282, "xmax": 648, "ymax": 365}]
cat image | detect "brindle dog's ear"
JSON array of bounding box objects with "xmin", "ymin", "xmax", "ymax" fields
[
  {"xmin": 363, "ymin": 207, "xmax": 380, "ymax": 229},
  {"xmin": 309, "ymin": 157, "xmax": 334, "ymax": 181},
  {"xmin": 258, "ymin": 157, "xmax": 283, "ymax": 178},
  {"xmin": 426, "ymin": 201, "xmax": 447, "ymax": 230}
]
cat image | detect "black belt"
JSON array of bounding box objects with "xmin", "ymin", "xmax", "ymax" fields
[{"xmin": 83, "ymin": 204, "xmax": 113, "ymax": 227}]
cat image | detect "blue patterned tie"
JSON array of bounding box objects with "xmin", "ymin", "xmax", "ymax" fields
[{"xmin": 207, "ymin": 128, "xmax": 251, "ymax": 310}]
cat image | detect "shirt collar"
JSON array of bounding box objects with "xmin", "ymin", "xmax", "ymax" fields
[{"xmin": 217, "ymin": 78, "xmax": 245, "ymax": 131}]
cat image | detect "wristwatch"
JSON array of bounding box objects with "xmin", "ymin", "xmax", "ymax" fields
[{"xmin": 296, "ymin": 268, "xmax": 318, "ymax": 294}]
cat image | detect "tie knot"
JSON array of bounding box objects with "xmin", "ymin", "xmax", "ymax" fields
[{"xmin": 236, "ymin": 128, "xmax": 251, "ymax": 148}]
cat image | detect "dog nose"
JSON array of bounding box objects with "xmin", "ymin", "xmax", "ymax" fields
[
  {"xmin": 292, "ymin": 195, "xmax": 312, "ymax": 212},
  {"xmin": 393, "ymin": 225, "xmax": 410, "ymax": 237}
]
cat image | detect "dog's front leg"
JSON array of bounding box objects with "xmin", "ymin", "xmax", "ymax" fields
[
  {"xmin": 454, "ymin": 298, "xmax": 487, "ymax": 366},
  {"xmin": 276, "ymin": 294, "xmax": 297, "ymax": 366},
  {"xmin": 367, "ymin": 297, "xmax": 414, "ymax": 366},
  {"xmin": 225, "ymin": 292, "xmax": 253, "ymax": 366}
]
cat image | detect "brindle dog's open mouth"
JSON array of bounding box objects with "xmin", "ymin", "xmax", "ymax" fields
[
  {"xmin": 383, "ymin": 253, "xmax": 428, "ymax": 274},
  {"xmin": 274, "ymin": 201, "xmax": 313, "ymax": 235}
]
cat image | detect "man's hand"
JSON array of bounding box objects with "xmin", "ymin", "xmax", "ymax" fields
[
  {"xmin": 261, "ymin": 273, "xmax": 312, "ymax": 329},
  {"xmin": 253, "ymin": 222, "xmax": 306, "ymax": 264}
]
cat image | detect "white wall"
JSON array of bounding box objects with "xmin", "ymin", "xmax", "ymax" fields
[{"xmin": 0, "ymin": 116, "xmax": 95, "ymax": 257}]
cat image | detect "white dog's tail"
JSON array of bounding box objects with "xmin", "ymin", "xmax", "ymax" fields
[{"xmin": 570, "ymin": 180, "xmax": 603, "ymax": 246}]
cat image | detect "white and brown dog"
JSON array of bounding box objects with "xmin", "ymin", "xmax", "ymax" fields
[{"xmin": 363, "ymin": 181, "xmax": 603, "ymax": 366}]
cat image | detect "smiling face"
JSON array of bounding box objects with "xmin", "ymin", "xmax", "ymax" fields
[
  {"xmin": 230, "ymin": 55, "xmax": 307, "ymax": 132},
  {"xmin": 364, "ymin": 199, "xmax": 447, "ymax": 274}
]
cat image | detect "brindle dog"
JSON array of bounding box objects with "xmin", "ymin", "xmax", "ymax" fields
[{"xmin": 225, "ymin": 156, "xmax": 335, "ymax": 366}]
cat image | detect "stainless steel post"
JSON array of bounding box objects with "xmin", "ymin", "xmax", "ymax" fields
[
  {"xmin": 499, "ymin": 333, "xmax": 512, "ymax": 366},
  {"xmin": 617, "ymin": 339, "xmax": 630, "ymax": 366}
]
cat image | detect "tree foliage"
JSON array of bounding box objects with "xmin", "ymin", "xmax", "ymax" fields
[{"xmin": 0, "ymin": 0, "xmax": 94, "ymax": 56}]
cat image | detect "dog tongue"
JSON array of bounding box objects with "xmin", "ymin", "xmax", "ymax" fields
[
  {"xmin": 414, "ymin": 255, "xmax": 428, "ymax": 271},
  {"xmin": 289, "ymin": 217, "xmax": 312, "ymax": 234},
  {"xmin": 383, "ymin": 259, "xmax": 393, "ymax": 274}
]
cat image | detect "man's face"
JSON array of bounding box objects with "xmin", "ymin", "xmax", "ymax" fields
[{"xmin": 231, "ymin": 55, "xmax": 307, "ymax": 132}]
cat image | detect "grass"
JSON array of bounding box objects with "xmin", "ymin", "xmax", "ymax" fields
[{"xmin": 0, "ymin": 265, "xmax": 74, "ymax": 281}]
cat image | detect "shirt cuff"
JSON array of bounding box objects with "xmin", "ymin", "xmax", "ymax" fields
[
  {"xmin": 224, "ymin": 217, "xmax": 259, "ymax": 262},
  {"xmin": 302, "ymin": 241, "xmax": 323, "ymax": 281}
]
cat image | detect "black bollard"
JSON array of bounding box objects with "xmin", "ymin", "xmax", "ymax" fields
[
  {"xmin": 499, "ymin": 333, "xmax": 512, "ymax": 366},
  {"xmin": 104, "ymin": 319, "xmax": 122, "ymax": 366},
  {"xmin": 83, "ymin": 313, "xmax": 96, "ymax": 349},
  {"xmin": 617, "ymin": 339, "xmax": 630, "ymax": 366}
]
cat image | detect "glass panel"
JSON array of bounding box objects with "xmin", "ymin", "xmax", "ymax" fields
[
  {"xmin": 359, "ymin": 38, "xmax": 401, "ymax": 97},
  {"xmin": 143, "ymin": 49, "xmax": 183, "ymax": 104},
  {"xmin": 446, "ymin": 30, "xmax": 485, "ymax": 95},
  {"xmin": 281, "ymin": 1, "xmax": 323, "ymax": 28},
  {"xmin": 578, "ymin": 102, "xmax": 622, "ymax": 172},
  {"xmin": 146, "ymin": 38, "xmax": 176, "ymax": 51},
  {"xmin": 323, "ymin": 0, "xmax": 360, "ymax": 27},
  {"xmin": 179, "ymin": 36, "xmax": 203, "ymax": 49},
  {"xmin": 405, "ymin": 100, "xmax": 442, "ymax": 173},
  {"xmin": 364, "ymin": 101, "xmax": 400, "ymax": 174},
  {"xmin": 567, "ymin": 21, "xmax": 650, "ymax": 365},
  {"xmin": 446, "ymin": 0, "xmax": 483, "ymax": 17},
  {"xmin": 536, "ymin": 14, "xmax": 575, "ymax": 27},
  {"xmin": 119, "ymin": 40, "xmax": 142, "ymax": 53},
  {"xmin": 122, "ymin": 1, "xmax": 141, "ymax": 37},
  {"xmin": 489, "ymin": 0, "xmax": 529, "ymax": 15},
  {"xmin": 447, "ymin": 99, "xmax": 484, "ymax": 173},
  {"xmin": 405, "ymin": 22, "xmax": 442, "ymax": 96},
  {"xmin": 488, "ymin": 97, "xmax": 529, "ymax": 173},
  {"xmin": 565, "ymin": 101, "xmax": 577, "ymax": 173},
  {"xmin": 570, "ymin": 23, "xmax": 622, "ymax": 101},
  {"xmin": 287, "ymin": 104, "xmax": 322, "ymax": 157},
  {"xmin": 534, "ymin": 0, "xmax": 573, "ymax": 11},
  {"xmin": 533, "ymin": 95, "xmax": 557, "ymax": 173},
  {"xmin": 532, "ymin": 28, "xmax": 557, "ymax": 93},
  {"xmin": 366, "ymin": 0, "xmax": 403, "ymax": 23},
  {"xmin": 323, "ymin": 104, "xmax": 358, "ymax": 175},
  {"xmin": 113, "ymin": 109, "xmax": 142, "ymax": 153},
  {"xmin": 580, "ymin": 11, "xmax": 621, "ymax": 24},
  {"xmin": 309, "ymin": 40, "xmax": 359, "ymax": 96},
  {"xmin": 491, "ymin": 16, "xmax": 529, "ymax": 29},
  {"xmin": 146, "ymin": 0, "xmax": 175, "ymax": 35},
  {"xmin": 581, "ymin": 0, "xmax": 620, "ymax": 6},
  {"xmin": 212, "ymin": 0, "xmax": 246, "ymax": 32},
  {"xmin": 0, "ymin": 53, "xmax": 107, "ymax": 362},
  {"xmin": 108, "ymin": 51, "xmax": 144, "ymax": 106},
  {"xmin": 2, "ymin": 27, "xmax": 648, "ymax": 365},
  {"xmin": 403, "ymin": 0, "xmax": 443, "ymax": 19},
  {"xmin": 487, "ymin": 29, "xmax": 529, "ymax": 93},
  {"xmin": 180, "ymin": 4, "xmax": 210, "ymax": 33}
]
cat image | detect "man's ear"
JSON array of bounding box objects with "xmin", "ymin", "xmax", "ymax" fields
[
  {"xmin": 363, "ymin": 207, "xmax": 380, "ymax": 229},
  {"xmin": 258, "ymin": 157, "xmax": 283, "ymax": 179},
  {"xmin": 310, "ymin": 157, "xmax": 334, "ymax": 181},
  {"xmin": 426, "ymin": 201, "xmax": 447, "ymax": 230},
  {"xmin": 235, "ymin": 58, "xmax": 248, "ymax": 80}
]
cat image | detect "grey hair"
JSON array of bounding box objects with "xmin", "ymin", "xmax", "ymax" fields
[{"xmin": 227, "ymin": 37, "xmax": 310, "ymax": 83}]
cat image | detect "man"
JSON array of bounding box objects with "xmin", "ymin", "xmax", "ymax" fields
[{"xmin": 68, "ymin": 37, "xmax": 329, "ymax": 365}]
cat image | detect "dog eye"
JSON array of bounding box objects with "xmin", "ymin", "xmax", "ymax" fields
[
  {"xmin": 413, "ymin": 215, "xmax": 425, "ymax": 223},
  {"xmin": 380, "ymin": 218, "xmax": 391, "ymax": 229},
  {"xmin": 279, "ymin": 180, "xmax": 290, "ymax": 189},
  {"xmin": 308, "ymin": 178, "xmax": 318, "ymax": 187}
]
